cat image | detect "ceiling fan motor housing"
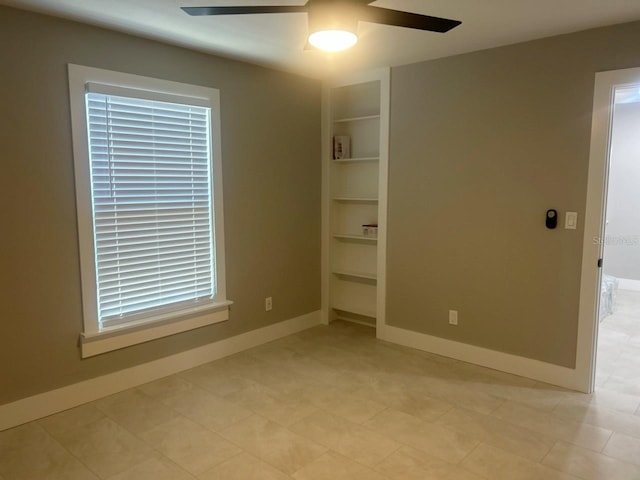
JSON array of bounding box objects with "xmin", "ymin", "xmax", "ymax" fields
[{"xmin": 307, "ymin": 0, "xmax": 359, "ymax": 36}]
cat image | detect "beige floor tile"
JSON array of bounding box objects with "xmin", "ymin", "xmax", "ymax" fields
[
  {"xmin": 308, "ymin": 388, "xmax": 387, "ymax": 424},
  {"xmin": 595, "ymin": 373, "xmax": 611, "ymax": 389},
  {"xmin": 6, "ymin": 455, "xmax": 98, "ymax": 480},
  {"xmin": 304, "ymin": 344, "xmax": 371, "ymax": 372},
  {"xmin": 0, "ymin": 422, "xmax": 57, "ymax": 451},
  {"xmin": 227, "ymin": 361, "xmax": 310, "ymax": 397},
  {"xmin": 603, "ymin": 432, "xmax": 640, "ymax": 466},
  {"xmin": 38, "ymin": 403, "xmax": 106, "ymax": 436},
  {"xmin": 410, "ymin": 377, "xmax": 506, "ymax": 415},
  {"xmin": 282, "ymin": 357, "xmax": 354, "ymax": 390},
  {"xmin": 552, "ymin": 401, "xmax": 640, "ymax": 440},
  {"xmin": 221, "ymin": 414, "xmax": 327, "ymax": 474},
  {"xmin": 223, "ymin": 380, "xmax": 319, "ymax": 427},
  {"xmin": 447, "ymin": 369, "xmax": 565, "ymax": 413},
  {"xmin": 375, "ymin": 446, "xmax": 484, "ymax": 480},
  {"xmin": 487, "ymin": 384, "xmax": 570, "ymax": 413},
  {"xmin": 491, "ymin": 400, "xmax": 612, "ymax": 451},
  {"xmin": 48, "ymin": 417, "xmax": 154, "ymax": 478},
  {"xmin": 292, "ymin": 451, "xmax": 388, "ymax": 480},
  {"xmin": 106, "ymin": 455, "xmax": 195, "ymax": 480},
  {"xmin": 138, "ymin": 375, "xmax": 195, "ymax": 401},
  {"xmin": 599, "ymin": 376, "xmax": 640, "ymax": 400},
  {"xmin": 542, "ymin": 441, "xmax": 640, "ymax": 480},
  {"xmin": 364, "ymin": 408, "xmax": 479, "ymax": 464},
  {"xmin": 608, "ymin": 354, "xmax": 640, "ymax": 382},
  {"xmin": 178, "ymin": 362, "xmax": 258, "ymax": 397},
  {"xmin": 436, "ymin": 407, "xmax": 555, "ymax": 461},
  {"xmin": 553, "ymin": 389, "xmax": 640, "ymax": 416},
  {"xmin": 138, "ymin": 416, "xmax": 241, "ymax": 475},
  {"xmin": 352, "ymin": 382, "xmax": 454, "ymax": 422},
  {"xmin": 0, "ymin": 423, "xmax": 97, "ymax": 480},
  {"xmin": 248, "ymin": 343, "xmax": 310, "ymax": 367},
  {"xmin": 160, "ymin": 385, "xmax": 252, "ymax": 431},
  {"xmin": 198, "ymin": 452, "xmax": 290, "ymax": 480},
  {"xmin": 289, "ymin": 410, "xmax": 400, "ymax": 467},
  {"xmin": 95, "ymin": 389, "xmax": 180, "ymax": 434},
  {"xmin": 218, "ymin": 377, "xmax": 281, "ymax": 403},
  {"xmin": 462, "ymin": 443, "xmax": 578, "ymax": 480}
]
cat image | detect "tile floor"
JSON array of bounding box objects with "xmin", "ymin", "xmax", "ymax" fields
[{"xmin": 2, "ymin": 295, "xmax": 640, "ymax": 480}]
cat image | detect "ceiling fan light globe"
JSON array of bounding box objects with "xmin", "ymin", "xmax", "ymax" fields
[{"xmin": 308, "ymin": 29, "xmax": 358, "ymax": 51}]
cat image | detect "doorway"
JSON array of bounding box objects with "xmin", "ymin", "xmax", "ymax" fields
[
  {"xmin": 596, "ymin": 86, "xmax": 640, "ymax": 394},
  {"xmin": 577, "ymin": 67, "xmax": 640, "ymax": 394}
]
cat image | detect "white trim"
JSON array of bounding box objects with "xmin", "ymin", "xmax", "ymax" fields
[
  {"xmin": 320, "ymin": 84, "xmax": 331, "ymax": 326},
  {"xmin": 376, "ymin": 68, "xmax": 390, "ymax": 336},
  {"xmin": 0, "ymin": 310, "xmax": 321, "ymax": 432},
  {"xmin": 617, "ymin": 278, "xmax": 640, "ymax": 292},
  {"xmin": 85, "ymin": 82, "xmax": 211, "ymax": 107},
  {"xmin": 380, "ymin": 325, "xmax": 585, "ymax": 391},
  {"xmin": 68, "ymin": 64, "xmax": 229, "ymax": 344},
  {"xmin": 321, "ymin": 67, "xmax": 391, "ymax": 331},
  {"xmin": 578, "ymin": 67, "xmax": 640, "ymax": 394},
  {"xmin": 80, "ymin": 302, "xmax": 232, "ymax": 358}
]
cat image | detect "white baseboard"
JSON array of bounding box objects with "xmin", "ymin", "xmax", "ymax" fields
[
  {"xmin": 380, "ymin": 325, "xmax": 586, "ymax": 392},
  {"xmin": 0, "ymin": 310, "xmax": 321, "ymax": 431},
  {"xmin": 617, "ymin": 278, "xmax": 640, "ymax": 292}
]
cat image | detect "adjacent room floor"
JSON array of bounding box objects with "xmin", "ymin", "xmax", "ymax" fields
[
  {"xmin": 597, "ymin": 289, "xmax": 640, "ymax": 396},
  {"xmin": 2, "ymin": 318, "xmax": 640, "ymax": 480}
]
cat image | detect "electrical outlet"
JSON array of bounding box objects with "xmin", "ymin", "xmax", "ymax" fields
[
  {"xmin": 449, "ymin": 310, "xmax": 458, "ymax": 326},
  {"xmin": 265, "ymin": 297, "xmax": 273, "ymax": 311}
]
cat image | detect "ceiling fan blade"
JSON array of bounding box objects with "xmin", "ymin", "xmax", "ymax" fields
[
  {"xmin": 306, "ymin": 0, "xmax": 374, "ymax": 4},
  {"xmin": 359, "ymin": 6, "xmax": 461, "ymax": 33},
  {"xmin": 181, "ymin": 6, "xmax": 308, "ymax": 16}
]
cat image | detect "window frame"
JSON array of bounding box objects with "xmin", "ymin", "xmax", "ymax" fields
[{"xmin": 68, "ymin": 64, "xmax": 230, "ymax": 357}]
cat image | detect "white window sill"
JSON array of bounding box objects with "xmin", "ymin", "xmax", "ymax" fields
[{"xmin": 79, "ymin": 300, "xmax": 233, "ymax": 358}]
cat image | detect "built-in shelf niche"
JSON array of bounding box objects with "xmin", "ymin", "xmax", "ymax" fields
[
  {"xmin": 323, "ymin": 70, "xmax": 389, "ymax": 331},
  {"xmin": 331, "ymin": 81, "xmax": 381, "ymax": 120},
  {"xmin": 331, "ymin": 161, "xmax": 378, "ymax": 199}
]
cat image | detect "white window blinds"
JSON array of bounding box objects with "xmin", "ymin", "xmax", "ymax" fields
[{"xmin": 85, "ymin": 91, "xmax": 216, "ymax": 327}]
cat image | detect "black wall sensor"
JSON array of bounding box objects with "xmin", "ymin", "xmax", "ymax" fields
[{"xmin": 546, "ymin": 209, "xmax": 558, "ymax": 229}]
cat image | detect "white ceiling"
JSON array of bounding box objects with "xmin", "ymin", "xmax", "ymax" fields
[{"xmin": 4, "ymin": 0, "xmax": 640, "ymax": 79}]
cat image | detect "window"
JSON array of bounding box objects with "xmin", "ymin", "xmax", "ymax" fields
[{"xmin": 69, "ymin": 65, "xmax": 230, "ymax": 357}]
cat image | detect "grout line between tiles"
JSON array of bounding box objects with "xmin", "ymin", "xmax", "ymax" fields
[
  {"xmin": 31, "ymin": 422, "xmax": 101, "ymax": 479},
  {"xmin": 457, "ymin": 440, "xmax": 481, "ymax": 466},
  {"xmin": 538, "ymin": 440, "xmax": 559, "ymax": 466},
  {"xmin": 599, "ymin": 429, "xmax": 615, "ymax": 453}
]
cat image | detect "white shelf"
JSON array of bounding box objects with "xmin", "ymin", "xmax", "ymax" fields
[
  {"xmin": 333, "ymin": 234, "xmax": 378, "ymax": 243},
  {"xmin": 332, "ymin": 157, "xmax": 379, "ymax": 163},
  {"xmin": 332, "ymin": 270, "xmax": 377, "ymax": 281},
  {"xmin": 333, "ymin": 197, "xmax": 378, "ymax": 203},
  {"xmin": 333, "ymin": 114, "xmax": 380, "ymax": 123},
  {"xmin": 323, "ymin": 72, "xmax": 389, "ymax": 332},
  {"xmin": 332, "ymin": 304, "xmax": 376, "ymax": 319}
]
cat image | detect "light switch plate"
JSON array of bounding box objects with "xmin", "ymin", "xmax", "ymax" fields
[{"xmin": 565, "ymin": 212, "xmax": 578, "ymax": 229}]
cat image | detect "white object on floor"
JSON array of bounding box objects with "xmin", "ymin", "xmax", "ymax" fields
[{"xmin": 600, "ymin": 274, "xmax": 619, "ymax": 320}]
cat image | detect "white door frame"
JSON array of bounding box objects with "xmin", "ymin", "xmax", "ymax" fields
[{"xmin": 577, "ymin": 67, "xmax": 640, "ymax": 393}]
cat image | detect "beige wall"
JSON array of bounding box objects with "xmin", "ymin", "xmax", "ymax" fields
[
  {"xmin": 0, "ymin": 7, "xmax": 321, "ymax": 405},
  {"xmin": 388, "ymin": 21, "xmax": 640, "ymax": 368}
]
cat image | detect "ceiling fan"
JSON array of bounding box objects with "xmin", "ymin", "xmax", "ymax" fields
[{"xmin": 181, "ymin": 1, "xmax": 462, "ymax": 52}]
